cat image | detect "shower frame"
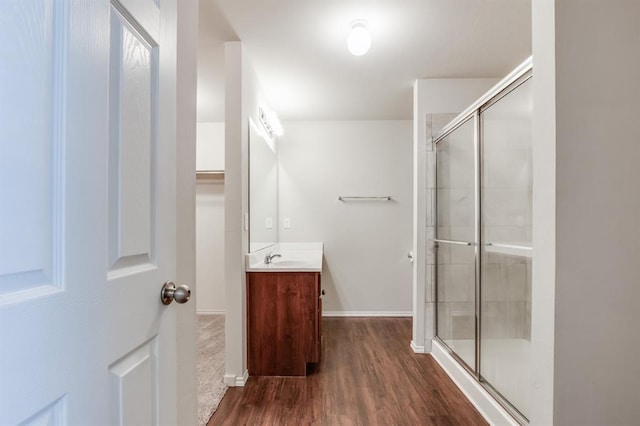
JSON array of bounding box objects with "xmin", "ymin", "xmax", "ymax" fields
[{"xmin": 432, "ymin": 57, "xmax": 533, "ymax": 425}]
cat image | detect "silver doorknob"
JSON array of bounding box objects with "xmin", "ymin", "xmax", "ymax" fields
[{"xmin": 161, "ymin": 281, "xmax": 191, "ymax": 305}]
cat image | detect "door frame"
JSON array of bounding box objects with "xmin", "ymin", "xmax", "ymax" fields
[{"xmin": 175, "ymin": 0, "xmax": 199, "ymax": 424}]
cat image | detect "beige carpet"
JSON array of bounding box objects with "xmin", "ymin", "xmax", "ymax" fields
[{"xmin": 197, "ymin": 314, "xmax": 228, "ymax": 426}]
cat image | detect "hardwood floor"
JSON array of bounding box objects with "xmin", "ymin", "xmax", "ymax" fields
[{"xmin": 209, "ymin": 318, "xmax": 487, "ymax": 425}]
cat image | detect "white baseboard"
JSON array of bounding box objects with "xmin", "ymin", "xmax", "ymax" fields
[
  {"xmin": 197, "ymin": 309, "xmax": 225, "ymax": 315},
  {"xmin": 236, "ymin": 369, "xmax": 249, "ymax": 386},
  {"xmin": 223, "ymin": 374, "xmax": 235, "ymax": 386},
  {"xmin": 410, "ymin": 340, "xmax": 425, "ymax": 353},
  {"xmin": 431, "ymin": 340, "xmax": 518, "ymax": 426},
  {"xmin": 223, "ymin": 369, "xmax": 249, "ymax": 387},
  {"xmin": 323, "ymin": 311, "xmax": 412, "ymax": 317}
]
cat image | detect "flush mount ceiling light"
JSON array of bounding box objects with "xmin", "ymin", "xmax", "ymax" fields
[{"xmin": 347, "ymin": 20, "xmax": 370, "ymax": 56}]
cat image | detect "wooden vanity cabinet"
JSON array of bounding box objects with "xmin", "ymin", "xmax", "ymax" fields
[{"xmin": 246, "ymin": 271, "xmax": 322, "ymax": 376}]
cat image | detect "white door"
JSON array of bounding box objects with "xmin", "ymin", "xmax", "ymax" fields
[{"xmin": 0, "ymin": 0, "xmax": 186, "ymax": 424}]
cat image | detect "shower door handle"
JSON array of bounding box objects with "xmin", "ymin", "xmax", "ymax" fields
[{"xmin": 434, "ymin": 239, "xmax": 476, "ymax": 246}]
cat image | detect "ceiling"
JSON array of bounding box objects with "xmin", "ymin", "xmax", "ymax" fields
[{"xmin": 197, "ymin": 0, "xmax": 532, "ymax": 122}]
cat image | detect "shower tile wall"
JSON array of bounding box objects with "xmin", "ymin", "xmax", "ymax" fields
[
  {"xmin": 482, "ymin": 119, "xmax": 532, "ymax": 244},
  {"xmin": 482, "ymin": 254, "xmax": 531, "ymax": 340}
]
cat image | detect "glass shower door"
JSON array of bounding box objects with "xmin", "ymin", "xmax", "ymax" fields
[
  {"xmin": 480, "ymin": 77, "xmax": 533, "ymax": 419},
  {"xmin": 435, "ymin": 117, "xmax": 478, "ymax": 372}
]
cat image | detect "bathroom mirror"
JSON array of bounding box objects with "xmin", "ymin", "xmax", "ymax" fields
[{"xmin": 248, "ymin": 118, "xmax": 278, "ymax": 252}]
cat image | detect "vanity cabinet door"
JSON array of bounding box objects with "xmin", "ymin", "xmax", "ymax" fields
[{"xmin": 247, "ymin": 272, "xmax": 320, "ymax": 376}]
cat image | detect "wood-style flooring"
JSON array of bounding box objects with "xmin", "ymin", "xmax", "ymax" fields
[{"xmin": 209, "ymin": 317, "xmax": 487, "ymax": 425}]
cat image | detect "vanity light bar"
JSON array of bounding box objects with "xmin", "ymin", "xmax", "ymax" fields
[
  {"xmin": 258, "ymin": 107, "xmax": 284, "ymax": 138},
  {"xmin": 258, "ymin": 107, "xmax": 275, "ymax": 139}
]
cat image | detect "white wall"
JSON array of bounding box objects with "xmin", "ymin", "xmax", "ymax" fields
[
  {"xmin": 532, "ymin": 1, "xmax": 640, "ymax": 424},
  {"xmin": 278, "ymin": 121, "xmax": 413, "ymax": 315}
]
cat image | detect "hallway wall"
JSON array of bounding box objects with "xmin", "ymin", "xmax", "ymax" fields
[
  {"xmin": 531, "ymin": 1, "xmax": 640, "ymax": 424},
  {"xmin": 224, "ymin": 43, "xmax": 275, "ymax": 385}
]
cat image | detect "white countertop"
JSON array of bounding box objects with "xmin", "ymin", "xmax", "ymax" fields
[{"xmin": 245, "ymin": 242, "xmax": 324, "ymax": 272}]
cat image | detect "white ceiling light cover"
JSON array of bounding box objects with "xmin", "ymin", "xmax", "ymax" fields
[{"xmin": 347, "ymin": 20, "xmax": 370, "ymax": 56}]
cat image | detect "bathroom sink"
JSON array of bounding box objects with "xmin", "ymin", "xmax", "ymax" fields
[
  {"xmin": 245, "ymin": 243, "xmax": 323, "ymax": 272},
  {"xmin": 270, "ymin": 259, "xmax": 314, "ymax": 268}
]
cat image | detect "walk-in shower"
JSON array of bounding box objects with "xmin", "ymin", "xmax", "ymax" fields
[{"xmin": 434, "ymin": 59, "xmax": 532, "ymax": 423}]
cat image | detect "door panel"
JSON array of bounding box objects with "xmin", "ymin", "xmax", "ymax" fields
[
  {"xmin": 109, "ymin": 338, "xmax": 158, "ymax": 425},
  {"xmin": 108, "ymin": 3, "xmax": 158, "ymax": 274},
  {"xmin": 0, "ymin": 0, "xmax": 62, "ymax": 297},
  {"xmin": 19, "ymin": 398, "xmax": 65, "ymax": 426},
  {"xmin": 480, "ymin": 77, "xmax": 533, "ymax": 419},
  {"xmin": 435, "ymin": 117, "xmax": 478, "ymax": 372},
  {"xmin": 0, "ymin": 0, "xmax": 179, "ymax": 424}
]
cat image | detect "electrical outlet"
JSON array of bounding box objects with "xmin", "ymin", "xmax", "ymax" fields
[
  {"xmin": 283, "ymin": 217, "xmax": 291, "ymax": 229},
  {"xmin": 265, "ymin": 217, "xmax": 273, "ymax": 229}
]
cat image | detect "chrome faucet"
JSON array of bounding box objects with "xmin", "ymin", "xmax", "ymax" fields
[{"xmin": 264, "ymin": 253, "xmax": 282, "ymax": 264}]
